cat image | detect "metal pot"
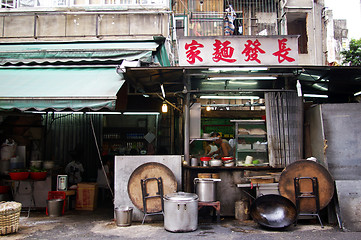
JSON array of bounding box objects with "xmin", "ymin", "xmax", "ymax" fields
[
  {"xmin": 194, "ymin": 178, "xmax": 221, "ymax": 202},
  {"xmin": 163, "ymin": 192, "xmax": 198, "ymax": 232}
]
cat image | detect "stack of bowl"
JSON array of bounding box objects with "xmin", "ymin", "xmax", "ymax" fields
[
  {"xmin": 222, "ymin": 157, "xmax": 235, "ymax": 167},
  {"xmin": 209, "ymin": 159, "xmax": 223, "ymax": 167}
]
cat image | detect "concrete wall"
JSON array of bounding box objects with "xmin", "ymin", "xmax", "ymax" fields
[
  {"xmin": 320, "ymin": 103, "xmax": 361, "ymax": 180},
  {"xmin": 0, "ymin": 11, "xmax": 169, "ymax": 41},
  {"xmin": 307, "ymin": 103, "xmax": 361, "ymax": 181},
  {"xmin": 285, "ymin": 0, "xmax": 325, "ymax": 65}
]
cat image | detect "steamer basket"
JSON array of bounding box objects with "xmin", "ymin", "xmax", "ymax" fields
[{"xmin": 0, "ymin": 201, "xmax": 22, "ymax": 235}]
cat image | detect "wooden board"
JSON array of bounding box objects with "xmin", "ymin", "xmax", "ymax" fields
[
  {"xmin": 278, "ymin": 160, "xmax": 334, "ymax": 213},
  {"xmin": 127, "ymin": 162, "xmax": 177, "ymax": 213}
]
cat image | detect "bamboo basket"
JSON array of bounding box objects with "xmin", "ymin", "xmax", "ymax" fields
[{"xmin": 0, "ymin": 201, "xmax": 22, "ymax": 235}]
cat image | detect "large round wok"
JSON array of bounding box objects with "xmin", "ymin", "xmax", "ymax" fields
[{"xmin": 250, "ymin": 194, "xmax": 297, "ymax": 229}]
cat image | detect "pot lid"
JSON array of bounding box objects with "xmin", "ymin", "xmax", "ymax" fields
[{"xmin": 164, "ymin": 192, "xmax": 198, "ymax": 201}]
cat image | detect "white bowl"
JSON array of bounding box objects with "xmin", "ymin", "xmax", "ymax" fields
[
  {"xmin": 209, "ymin": 159, "xmax": 223, "ymax": 167},
  {"xmin": 30, "ymin": 160, "xmax": 42, "ymax": 168},
  {"xmin": 43, "ymin": 161, "xmax": 55, "ymax": 170},
  {"xmin": 202, "ymin": 133, "xmax": 211, "ymax": 138},
  {"xmin": 224, "ymin": 161, "xmax": 235, "ymax": 167}
]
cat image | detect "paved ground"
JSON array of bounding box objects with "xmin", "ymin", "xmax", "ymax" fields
[{"xmin": 2, "ymin": 206, "xmax": 361, "ymax": 240}]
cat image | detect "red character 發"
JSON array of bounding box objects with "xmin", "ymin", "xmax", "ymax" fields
[{"xmin": 241, "ymin": 39, "xmax": 265, "ymax": 64}]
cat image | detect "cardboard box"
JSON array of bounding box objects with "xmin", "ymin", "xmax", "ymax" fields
[
  {"xmin": 253, "ymin": 143, "xmax": 267, "ymax": 150},
  {"xmin": 76, "ymin": 183, "xmax": 98, "ymax": 211}
]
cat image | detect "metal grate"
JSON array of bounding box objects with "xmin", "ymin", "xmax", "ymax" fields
[
  {"xmin": 174, "ymin": 0, "xmax": 280, "ymax": 36},
  {"xmin": 0, "ymin": 0, "xmax": 167, "ymax": 8},
  {"xmin": 265, "ymin": 91, "xmax": 303, "ymax": 167},
  {"xmin": 43, "ymin": 113, "xmax": 102, "ymax": 181}
]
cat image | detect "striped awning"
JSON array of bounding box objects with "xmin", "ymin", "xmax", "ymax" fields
[{"xmin": 0, "ymin": 67, "xmax": 125, "ymax": 111}]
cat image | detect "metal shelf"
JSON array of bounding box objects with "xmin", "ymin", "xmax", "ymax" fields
[
  {"xmin": 232, "ymin": 119, "xmax": 268, "ymax": 162},
  {"xmin": 236, "ymin": 134, "xmax": 267, "ymax": 138},
  {"xmin": 236, "ymin": 149, "xmax": 267, "ymax": 153},
  {"xmin": 230, "ymin": 119, "xmax": 265, "ymax": 124}
]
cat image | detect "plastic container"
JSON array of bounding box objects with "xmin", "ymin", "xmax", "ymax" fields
[
  {"xmin": 47, "ymin": 199, "xmax": 64, "ymax": 217},
  {"xmin": 0, "ymin": 186, "xmax": 10, "ymax": 194},
  {"xmin": 9, "ymin": 172, "xmax": 29, "ymax": 180},
  {"xmin": 30, "ymin": 172, "xmax": 47, "ymax": 181},
  {"xmin": 115, "ymin": 206, "xmax": 133, "ymax": 227}
]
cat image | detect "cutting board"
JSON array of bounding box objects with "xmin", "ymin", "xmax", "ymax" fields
[
  {"xmin": 127, "ymin": 162, "xmax": 177, "ymax": 213},
  {"xmin": 278, "ymin": 160, "xmax": 334, "ymax": 212}
]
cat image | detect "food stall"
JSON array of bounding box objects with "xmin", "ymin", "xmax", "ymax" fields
[{"xmin": 120, "ymin": 36, "xmax": 306, "ymax": 217}]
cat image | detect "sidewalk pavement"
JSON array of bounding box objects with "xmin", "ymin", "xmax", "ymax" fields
[{"xmin": 2, "ymin": 206, "xmax": 361, "ymax": 240}]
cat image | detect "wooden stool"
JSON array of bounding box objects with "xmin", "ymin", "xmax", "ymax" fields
[{"xmin": 198, "ymin": 201, "xmax": 221, "ymax": 223}]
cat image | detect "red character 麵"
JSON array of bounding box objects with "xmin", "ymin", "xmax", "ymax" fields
[
  {"xmin": 185, "ymin": 40, "xmax": 204, "ymax": 64},
  {"xmin": 212, "ymin": 39, "xmax": 236, "ymax": 63},
  {"xmin": 272, "ymin": 38, "xmax": 295, "ymax": 63},
  {"xmin": 241, "ymin": 39, "xmax": 265, "ymax": 64}
]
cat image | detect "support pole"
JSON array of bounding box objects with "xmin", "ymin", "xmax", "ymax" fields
[{"xmin": 184, "ymin": 73, "xmax": 191, "ymax": 164}]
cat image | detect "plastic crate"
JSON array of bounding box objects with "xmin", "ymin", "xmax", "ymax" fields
[{"xmin": 46, "ymin": 191, "xmax": 66, "ymax": 216}]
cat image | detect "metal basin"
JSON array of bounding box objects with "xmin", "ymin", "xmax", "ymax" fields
[{"xmin": 250, "ymin": 194, "xmax": 297, "ymax": 229}]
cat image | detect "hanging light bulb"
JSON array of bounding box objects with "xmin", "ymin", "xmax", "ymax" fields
[
  {"xmin": 162, "ymin": 101, "xmax": 168, "ymax": 113},
  {"xmin": 206, "ymin": 101, "xmax": 211, "ymax": 111}
]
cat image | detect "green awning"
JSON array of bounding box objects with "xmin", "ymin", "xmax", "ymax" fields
[
  {"xmin": 0, "ymin": 41, "xmax": 159, "ymax": 64},
  {"xmin": 0, "ymin": 67, "xmax": 125, "ymax": 111}
]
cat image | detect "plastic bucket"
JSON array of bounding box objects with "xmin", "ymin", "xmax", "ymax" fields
[
  {"xmin": 115, "ymin": 206, "xmax": 133, "ymax": 227},
  {"xmin": 47, "ymin": 199, "xmax": 64, "ymax": 217}
]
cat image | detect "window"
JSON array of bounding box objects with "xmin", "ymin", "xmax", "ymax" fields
[
  {"xmin": 174, "ymin": 17, "xmax": 187, "ymax": 39},
  {"xmin": 287, "ymin": 12, "xmax": 308, "ymax": 54}
]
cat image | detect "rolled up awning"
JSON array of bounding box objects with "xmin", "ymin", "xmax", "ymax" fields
[
  {"xmin": 0, "ymin": 41, "xmax": 160, "ymax": 65},
  {"xmin": 0, "ymin": 67, "xmax": 125, "ymax": 111}
]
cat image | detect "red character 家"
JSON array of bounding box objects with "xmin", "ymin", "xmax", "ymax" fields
[{"xmin": 185, "ymin": 40, "xmax": 204, "ymax": 64}]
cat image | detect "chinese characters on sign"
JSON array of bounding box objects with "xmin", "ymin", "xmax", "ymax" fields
[{"xmin": 178, "ymin": 36, "xmax": 298, "ymax": 66}]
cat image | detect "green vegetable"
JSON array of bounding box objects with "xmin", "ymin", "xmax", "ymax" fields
[{"xmin": 30, "ymin": 166, "xmax": 46, "ymax": 172}]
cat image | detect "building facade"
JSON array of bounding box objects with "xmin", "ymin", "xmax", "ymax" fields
[{"xmin": 172, "ymin": 0, "xmax": 326, "ymax": 65}]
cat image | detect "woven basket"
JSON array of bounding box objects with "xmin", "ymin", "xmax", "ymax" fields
[{"xmin": 0, "ymin": 201, "xmax": 22, "ymax": 235}]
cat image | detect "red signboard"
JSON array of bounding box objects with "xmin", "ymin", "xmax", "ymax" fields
[{"xmin": 178, "ymin": 36, "xmax": 299, "ymax": 66}]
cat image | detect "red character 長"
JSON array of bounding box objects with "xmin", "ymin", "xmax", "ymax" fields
[{"xmin": 272, "ymin": 38, "xmax": 295, "ymax": 63}]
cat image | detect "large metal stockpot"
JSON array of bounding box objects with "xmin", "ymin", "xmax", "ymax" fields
[
  {"xmin": 194, "ymin": 178, "xmax": 221, "ymax": 202},
  {"xmin": 163, "ymin": 192, "xmax": 199, "ymax": 232}
]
